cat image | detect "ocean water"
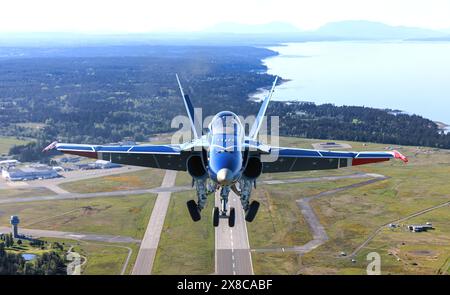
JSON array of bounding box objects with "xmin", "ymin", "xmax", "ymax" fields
[
  {"xmin": 22, "ymin": 253, "xmax": 37, "ymax": 261},
  {"xmin": 254, "ymin": 41, "xmax": 450, "ymax": 124}
]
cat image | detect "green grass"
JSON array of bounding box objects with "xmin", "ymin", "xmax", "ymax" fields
[
  {"xmin": 349, "ymin": 206, "xmax": 450, "ymax": 275},
  {"xmin": 0, "ymin": 194, "xmax": 156, "ymax": 239},
  {"xmin": 152, "ymin": 191, "xmax": 214, "ymax": 274},
  {"xmin": 248, "ymin": 178, "xmax": 372, "ymax": 249},
  {"xmin": 42, "ymin": 238, "xmax": 136, "ymax": 275},
  {"xmin": 252, "ymin": 252, "xmax": 301, "ymax": 275},
  {"xmin": 4, "ymin": 238, "xmax": 61, "ymax": 256},
  {"xmin": 175, "ymin": 171, "xmax": 192, "ymax": 187},
  {"xmin": 0, "ymin": 187, "xmax": 56, "ymax": 200},
  {"xmin": 0, "ymin": 136, "xmax": 31, "ymax": 155},
  {"xmin": 75, "ymin": 242, "xmax": 132, "ymax": 275},
  {"xmin": 298, "ymin": 145, "xmax": 450, "ymax": 274},
  {"xmin": 59, "ymin": 168, "xmax": 165, "ymax": 193}
]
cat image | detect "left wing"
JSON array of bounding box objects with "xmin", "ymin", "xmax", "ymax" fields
[
  {"xmin": 44, "ymin": 141, "xmax": 201, "ymax": 171},
  {"xmin": 261, "ymin": 147, "xmax": 408, "ymax": 173}
]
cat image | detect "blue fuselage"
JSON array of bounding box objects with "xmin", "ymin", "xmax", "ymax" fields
[{"xmin": 207, "ymin": 111, "xmax": 244, "ymax": 185}]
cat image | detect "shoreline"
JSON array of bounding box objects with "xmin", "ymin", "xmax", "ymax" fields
[{"xmin": 251, "ymin": 42, "xmax": 449, "ymax": 126}]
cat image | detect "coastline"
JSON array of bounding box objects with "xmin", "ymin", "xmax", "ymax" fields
[
  {"xmin": 248, "ymin": 45, "xmax": 290, "ymax": 101},
  {"xmin": 251, "ymin": 42, "xmax": 449, "ymax": 127}
]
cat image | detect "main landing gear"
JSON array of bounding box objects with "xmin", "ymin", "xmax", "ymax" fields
[
  {"xmin": 186, "ymin": 177, "xmax": 215, "ymax": 223},
  {"xmin": 186, "ymin": 177, "xmax": 260, "ymax": 227},
  {"xmin": 212, "ymin": 186, "xmax": 235, "ymax": 227}
]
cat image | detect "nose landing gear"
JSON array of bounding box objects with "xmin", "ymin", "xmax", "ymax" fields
[
  {"xmin": 213, "ymin": 186, "xmax": 236, "ymax": 227},
  {"xmin": 212, "ymin": 206, "xmax": 235, "ymax": 227}
]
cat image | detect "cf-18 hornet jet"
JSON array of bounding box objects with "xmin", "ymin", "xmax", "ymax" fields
[{"xmin": 44, "ymin": 75, "xmax": 408, "ymax": 227}]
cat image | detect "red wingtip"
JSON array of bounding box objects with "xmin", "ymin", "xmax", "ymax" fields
[
  {"xmin": 42, "ymin": 141, "xmax": 58, "ymax": 153},
  {"xmin": 391, "ymin": 150, "xmax": 408, "ymax": 163}
]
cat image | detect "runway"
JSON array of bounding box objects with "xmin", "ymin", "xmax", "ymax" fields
[
  {"xmin": 131, "ymin": 170, "xmax": 177, "ymax": 275},
  {"xmin": 215, "ymin": 191, "xmax": 253, "ymax": 275}
]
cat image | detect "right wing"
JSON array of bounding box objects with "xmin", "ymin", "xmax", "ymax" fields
[
  {"xmin": 261, "ymin": 147, "xmax": 408, "ymax": 173},
  {"xmin": 45, "ymin": 141, "xmax": 200, "ymax": 171}
]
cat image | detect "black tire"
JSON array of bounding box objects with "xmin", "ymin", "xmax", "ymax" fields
[
  {"xmin": 245, "ymin": 201, "xmax": 260, "ymax": 222},
  {"xmin": 228, "ymin": 207, "xmax": 236, "ymax": 227},
  {"xmin": 213, "ymin": 207, "xmax": 220, "ymax": 227},
  {"xmin": 187, "ymin": 200, "xmax": 201, "ymax": 222}
]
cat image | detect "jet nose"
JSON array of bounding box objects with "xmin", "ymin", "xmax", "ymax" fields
[{"xmin": 216, "ymin": 168, "xmax": 233, "ymax": 185}]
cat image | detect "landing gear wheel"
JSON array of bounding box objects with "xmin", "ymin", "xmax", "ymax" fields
[
  {"xmin": 245, "ymin": 201, "xmax": 260, "ymax": 222},
  {"xmin": 187, "ymin": 200, "xmax": 201, "ymax": 222},
  {"xmin": 228, "ymin": 207, "xmax": 236, "ymax": 227},
  {"xmin": 213, "ymin": 207, "xmax": 220, "ymax": 227}
]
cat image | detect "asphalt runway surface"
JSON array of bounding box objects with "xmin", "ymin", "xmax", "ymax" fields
[
  {"xmin": 215, "ymin": 191, "xmax": 254, "ymax": 275},
  {"xmin": 132, "ymin": 170, "xmax": 177, "ymax": 275}
]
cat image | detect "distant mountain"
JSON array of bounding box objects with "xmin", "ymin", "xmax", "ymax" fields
[
  {"xmin": 204, "ymin": 22, "xmax": 301, "ymax": 34},
  {"xmin": 313, "ymin": 20, "xmax": 445, "ymax": 39}
]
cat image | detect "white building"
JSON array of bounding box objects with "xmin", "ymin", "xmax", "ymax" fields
[
  {"xmin": 0, "ymin": 160, "xmax": 19, "ymax": 168},
  {"xmin": 2, "ymin": 166, "xmax": 59, "ymax": 181}
]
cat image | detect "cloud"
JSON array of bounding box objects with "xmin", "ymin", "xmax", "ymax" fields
[{"xmin": 0, "ymin": 0, "xmax": 448, "ymax": 33}]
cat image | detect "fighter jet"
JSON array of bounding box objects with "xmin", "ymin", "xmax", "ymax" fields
[{"xmin": 44, "ymin": 75, "xmax": 408, "ymax": 227}]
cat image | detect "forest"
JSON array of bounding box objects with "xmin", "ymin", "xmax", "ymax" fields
[
  {"xmin": 0, "ymin": 45, "xmax": 448, "ymax": 161},
  {"xmin": 0, "ymin": 236, "xmax": 67, "ymax": 275}
]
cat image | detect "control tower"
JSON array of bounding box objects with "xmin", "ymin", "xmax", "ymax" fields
[{"xmin": 10, "ymin": 215, "xmax": 20, "ymax": 238}]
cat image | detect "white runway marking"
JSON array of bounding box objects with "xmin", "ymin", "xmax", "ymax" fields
[{"xmin": 215, "ymin": 190, "xmax": 253, "ymax": 275}]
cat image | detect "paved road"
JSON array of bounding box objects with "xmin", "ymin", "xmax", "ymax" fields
[
  {"xmin": 261, "ymin": 173, "xmax": 384, "ymax": 185},
  {"xmin": 0, "ymin": 185, "xmax": 191, "ymax": 205},
  {"xmin": 0, "ymin": 226, "xmax": 140, "ymax": 243},
  {"xmin": 215, "ymin": 191, "xmax": 253, "ymax": 275},
  {"xmin": 0, "ymin": 173, "xmax": 381, "ymax": 205},
  {"xmin": 132, "ymin": 170, "xmax": 177, "ymax": 275}
]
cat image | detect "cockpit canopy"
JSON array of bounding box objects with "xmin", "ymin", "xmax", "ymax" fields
[{"xmin": 209, "ymin": 111, "xmax": 244, "ymax": 153}]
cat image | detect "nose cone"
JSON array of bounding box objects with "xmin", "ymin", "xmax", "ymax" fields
[{"xmin": 216, "ymin": 168, "xmax": 233, "ymax": 185}]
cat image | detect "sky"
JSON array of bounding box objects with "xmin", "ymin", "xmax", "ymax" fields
[{"xmin": 1, "ymin": 0, "xmax": 449, "ymax": 33}]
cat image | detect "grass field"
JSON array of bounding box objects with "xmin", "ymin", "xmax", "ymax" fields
[
  {"xmin": 59, "ymin": 168, "xmax": 165, "ymax": 193},
  {"xmin": 251, "ymin": 138, "xmax": 450, "ymax": 275},
  {"xmin": 175, "ymin": 171, "xmax": 192, "ymax": 187},
  {"xmin": 42, "ymin": 238, "xmax": 137, "ymax": 275},
  {"xmin": 0, "ymin": 194, "xmax": 156, "ymax": 239},
  {"xmin": 0, "ymin": 187, "xmax": 55, "ymax": 200},
  {"xmin": 0, "ymin": 136, "xmax": 31, "ymax": 155},
  {"xmin": 247, "ymin": 179, "xmax": 371, "ymax": 250},
  {"xmin": 248, "ymin": 138, "xmax": 450, "ymax": 274},
  {"xmin": 252, "ymin": 252, "xmax": 301, "ymax": 275},
  {"xmin": 74, "ymin": 241, "xmax": 135, "ymax": 275},
  {"xmin": 152, "ymin": 191, "xmax": 215, "ymax": 274},
  {"xmin": 348, "ymin": 206, "xmax": 450, "ymax": 275}
]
